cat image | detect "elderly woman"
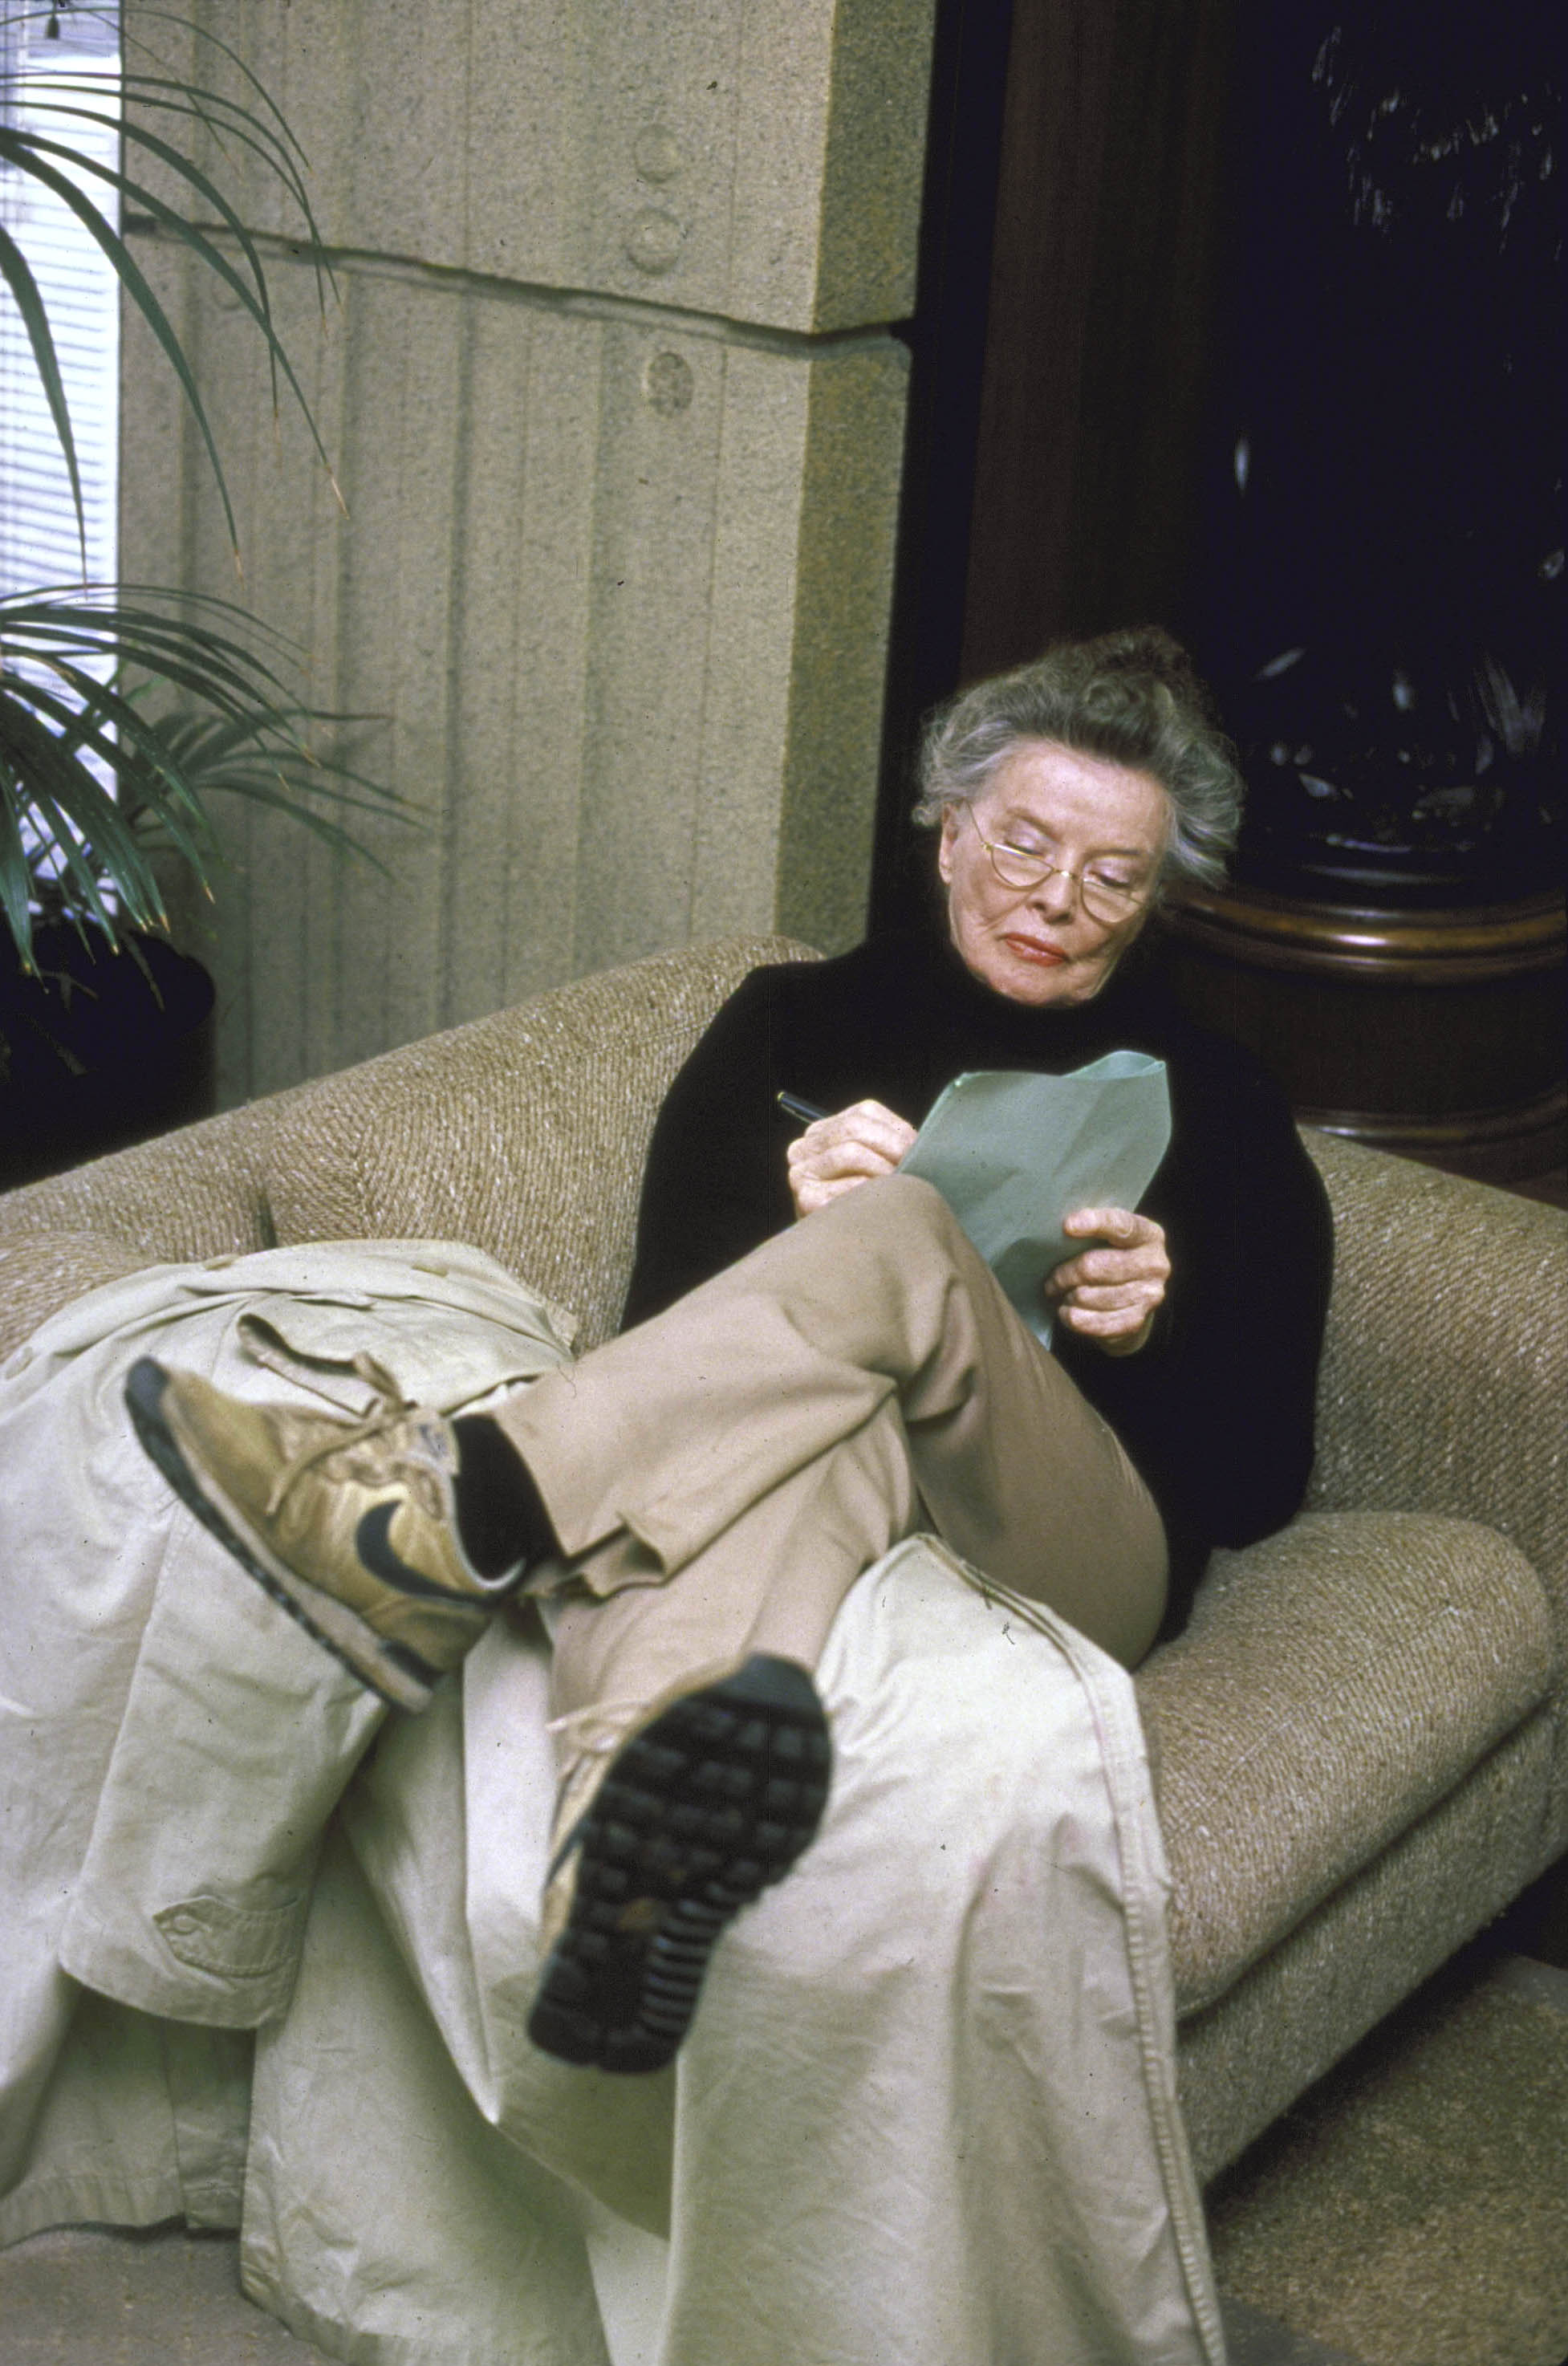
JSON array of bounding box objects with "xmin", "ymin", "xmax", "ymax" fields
[
  {"xmin": 126, "ymin": 627, "xmax": 1331, "ymax": 2065},
  {"xmin": 623, "ymin": 624, "xmax": 1333, "ymax": 1639},
  {"xmin": 5, "ymin": 628, "xmax": 1330, "ymax": 2366}
]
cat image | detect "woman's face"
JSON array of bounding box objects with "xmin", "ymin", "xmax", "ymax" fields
[{"xmin": 937, "ymin": 742, "xmax": 1170, "ymax": 1008}]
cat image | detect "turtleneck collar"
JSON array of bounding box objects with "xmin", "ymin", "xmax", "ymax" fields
[{"xmin": 901, "ymin": 915, "xmax": 1164, "ymax": 1057}]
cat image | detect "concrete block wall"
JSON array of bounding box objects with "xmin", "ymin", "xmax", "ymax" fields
[{"xmin": 120, "ymin": 2, "xmax": 935, "ymax": 1103}]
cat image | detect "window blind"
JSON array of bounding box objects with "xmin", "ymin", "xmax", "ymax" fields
[{"xmin": 0, "ymin": 3, "xmax": 121, "ymax": 600}]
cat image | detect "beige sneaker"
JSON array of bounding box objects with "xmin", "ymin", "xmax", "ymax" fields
[
  {"xmin": 528, "ymin": 1654, "xmax": 831, "ymax": 2074},
  {"xmin": 125, "ymin": 1357, "xmax": 518, "ymax": 1711}
]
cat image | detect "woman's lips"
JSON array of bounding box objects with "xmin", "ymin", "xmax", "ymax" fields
[{"xmin": 1001, "ymin": 933, "xmax": 1066, "ymax": 966}]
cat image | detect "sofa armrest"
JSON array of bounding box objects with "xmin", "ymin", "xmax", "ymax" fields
[
  {"xmin": 0, "ymin": 938, "xmax": 823, "ymax": 1364},
  {"xmin": 0, "ymin": 1096, "xmax": 290, "ymax": 1360},
  {"xmin": 1139, "ymin": 1509, "xmax": 1557, "ymax": 2015},
  {"xmin": 1303, "ymin": 1130, "xmax": 1568, "ymax": 1642},
  {"xmin": 0, "ymin": 1231, "xmax": 167, "ymax": 1362}
]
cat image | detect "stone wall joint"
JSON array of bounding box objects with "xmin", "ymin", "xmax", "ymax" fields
[{"xmin": 122, "ymin": 217, "xmax": 915, "ymax": 360}]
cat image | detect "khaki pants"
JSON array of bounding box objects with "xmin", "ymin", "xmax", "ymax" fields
[{"xmin": 497, "ymin": 1174, "xmax": 1169, "ymax": 1718}]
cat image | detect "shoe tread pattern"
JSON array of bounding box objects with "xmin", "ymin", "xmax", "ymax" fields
[{"xmin": 528, "ymin": 1655, "xmax": 831, "ymax": 2074}]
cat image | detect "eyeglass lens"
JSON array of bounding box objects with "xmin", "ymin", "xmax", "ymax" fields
[{"xmin": 985, "ymin": 843, "xmax": 1138, "ymax": 917}]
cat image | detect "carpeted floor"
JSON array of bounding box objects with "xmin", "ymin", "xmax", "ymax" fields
[
  {"xmin": 0, "ymin": 2228, "xmax": 1363, "ymax": 2365},
  {"xmin": 3, "ymin": 1949, "xmax": 1566, "ymax": 2364},
  {"xmin": 1208, "ymin": 1953, "xmax": 1568, "ymax": 2366},
  {"xmin": 0, "ymin": 2221, "xmax": 334, "ymax": 2363}
]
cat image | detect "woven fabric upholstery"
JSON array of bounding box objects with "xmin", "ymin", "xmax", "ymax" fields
[
  {"xmin": 0, "ymin": 937, "xmax": 819, "ymax": 1364},
  {"xmin": 1303, "ymin": 1132, "xmax": 1568, "ymax": 1641},
  {"xmin": 0, "ymin": 1096, "xmax": 292, "ymax": 1362},
  {"xmin": 1138, "ymin": 1510, "xmax": 1558, "ymax": 2016},
  {"xmin": 1176, "ymin": 1704, "xmax": 1558, "ymax": 2179},
  {"xmin": 252, "ymin": 935, "xmax": 819, "ymax": 1350},
  {"xmin": 1301, "ymin": 1131, "xmax": 1568, "ymax": 1856}
]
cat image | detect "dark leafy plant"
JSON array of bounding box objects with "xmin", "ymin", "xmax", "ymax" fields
[
  {"xmin": 0, "ymin": 2, "xmax": 409, "ymax": 973},
  {"xmin": 2, "ymin": 587, "xmax": 394, "ymax": 949}
]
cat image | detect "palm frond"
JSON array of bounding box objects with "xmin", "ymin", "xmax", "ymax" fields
[
  {"xmin": 6, "ymin": 667, "xmax": 216, "ymax": 875},
  {"xmin": 1, "ymin": 586, "xmax": 416, "ymax": 966},
  {"xmin": 1, "ymin": 19, "xmax": 345, "ymax": 559},
  {"xmin": 0, "ymin": 689, "xmax": 172, "ymax": 924},
  {"xmin": 0, "ymin": 773, "xmax": 37, "ymax": 955},
  {"xmin": 120, "ymin": 6, "xmax": 316, "ymax": 186},
  {"xmin": 31, "ymin": 96, "xmax": 340, "ymax": 423},
  {"xmin": 0, "ymin": 222, "xmax": 87, "ymax": 571},
  {"xmin": 0, "ymin": 14, "xmax": 412, "ymax": 982},
  {"xmin": 0, "ymin": 125, "xmax": 339, "ymax": 556}
]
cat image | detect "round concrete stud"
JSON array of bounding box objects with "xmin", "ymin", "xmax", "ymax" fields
[
  {"xmin": 624, "ymin": 207, "xmax": 686, "ymax": 274},
  {"xmin": 642, "ymin": 352, "xmax": 696, "ymax": 416},
  {"xmin": 633, "ymin": 124, "xmax": 684, "ymax": 184}
]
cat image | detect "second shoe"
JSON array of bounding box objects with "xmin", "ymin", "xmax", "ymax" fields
[{"xmin": 530, "ymin": 1653, "xmax": 832, "ymax": 2073}]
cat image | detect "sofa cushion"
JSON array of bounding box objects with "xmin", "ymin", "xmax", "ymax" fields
[
  {"xmin": 257, "ymin": 936, "xmax": 819, "ymax": 1351},
  {"xmin": 0, "ymin": 941, "xmax": 822, "ymax": 1364},
  {"xmin": 1136, "ymin": 1510, "xmax": 1558, "ymax": 2015}
]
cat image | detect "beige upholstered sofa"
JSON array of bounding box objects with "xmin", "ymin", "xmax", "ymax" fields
[{"xmin": 2, "ymin": 933, "xmax": 1564, "ymax": 2181}]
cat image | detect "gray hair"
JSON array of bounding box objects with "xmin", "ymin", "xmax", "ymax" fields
[{"xmin": 914, "ymin": 627, "xmax": 1243, "ymax": 894}]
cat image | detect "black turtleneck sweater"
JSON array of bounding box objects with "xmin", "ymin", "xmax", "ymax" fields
[{"xmin": 623, "ymin": 928, "xmax": 1334, "ymax": 1632}]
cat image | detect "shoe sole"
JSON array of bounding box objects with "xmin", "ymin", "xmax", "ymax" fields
[
  {"xmin": 124, "ymin": 1356, "xmax": 439, "ymax": 1714},
  {"xmin": 528, "ymin": 1654, "xmax": 831, "ymax": 2075}
]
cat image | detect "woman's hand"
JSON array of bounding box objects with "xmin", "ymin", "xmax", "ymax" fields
[
  {"xmin": 1044, "ymin": 1209, "xmax": 1170, "ymax": 1356},
  {"xmin": 787, "ymin": 1100, "xmax": 918, "ymax": 1218}
]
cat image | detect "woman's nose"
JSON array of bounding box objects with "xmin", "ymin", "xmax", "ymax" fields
[{"xmin": 1027, "ymin": 866, "xmax": 1080, "ymax": 919}]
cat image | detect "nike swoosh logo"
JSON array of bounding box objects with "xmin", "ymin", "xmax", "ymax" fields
[{"xmin": 355, "ymin": 1502, "xmax": 475, "ymax": 1603}]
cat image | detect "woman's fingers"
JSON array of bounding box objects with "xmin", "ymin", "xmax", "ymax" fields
[
  {"xmin": 1060, "ymin": 1282, "xmax": 1157, "ymax": 1311},
  {"xmin": 792, "ymin": 1172, "xmax": 880, "ymax": 1214},
  {"xmin": 1048, "ymin": 1208, "xmax": 1169, "ymax": 1292},
  {"xmin": 1061, "ymin": 1299, "xmax": 1158, "ymax": 1336},
  {"xmin": 1060, "ymin": 1205, "xmax": 1165, "ymax": 1254},
  {"xmin": 787, "ymin": 1100, "xmax": 917, "ymax": 1218},
  {"xmin": 805, "ymin": 1099, "xmax": 918, "ymax": 1161},
  {"xmin": 1045, "ymin": 1207, "xmax": 1170, "ymax": 1350}
]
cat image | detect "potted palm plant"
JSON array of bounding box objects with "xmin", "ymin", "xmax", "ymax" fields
[{"xmin": 0, "ymin": 2, "xmax": 407, "ymax": 1187}]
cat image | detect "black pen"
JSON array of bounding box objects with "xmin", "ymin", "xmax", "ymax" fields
[{"xmin": 776, "ymin": 1091, "xmax": 829, "ymax": 1127}]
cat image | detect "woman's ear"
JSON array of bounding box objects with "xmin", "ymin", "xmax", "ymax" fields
[{"xmin": 936, "ymin": 803, "xmax": 961, "ymax": 886}]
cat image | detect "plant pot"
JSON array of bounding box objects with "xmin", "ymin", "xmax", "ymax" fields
[
  {"xmin": 0, "ymin": 922, "xmax": 216, "ymax": 1193},
  {"xmin": 1157, "ymin": 884, "xmax": 1566, "ymax": 1183}
]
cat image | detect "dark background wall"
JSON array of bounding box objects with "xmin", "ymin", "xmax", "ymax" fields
[
  {"xmin": 872, "ymin": 0, "xmax": 1239, "ymax": 935},
  {"xmin": 874, "ymin": 0, "xmax": 1561, "ymax": 920},
  {"xmin": 869, "ymin": 0, "xmax": 1563, "ymax": 1183}
]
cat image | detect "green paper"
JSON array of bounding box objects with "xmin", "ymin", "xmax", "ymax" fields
[{"xmin": 898, "ymin": 1053, "xmax": 1172, "ymax": 1344}]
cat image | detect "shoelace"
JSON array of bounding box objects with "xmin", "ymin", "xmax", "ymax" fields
[{"xmin": 261, "ymin": 1356, "xmax": 436, "ymax": 1521}]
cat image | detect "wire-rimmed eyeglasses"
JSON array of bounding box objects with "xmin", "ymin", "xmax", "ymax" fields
[{"xmin": 961, "ymin": 807, "xmax": 1154, "ymax": 927}]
